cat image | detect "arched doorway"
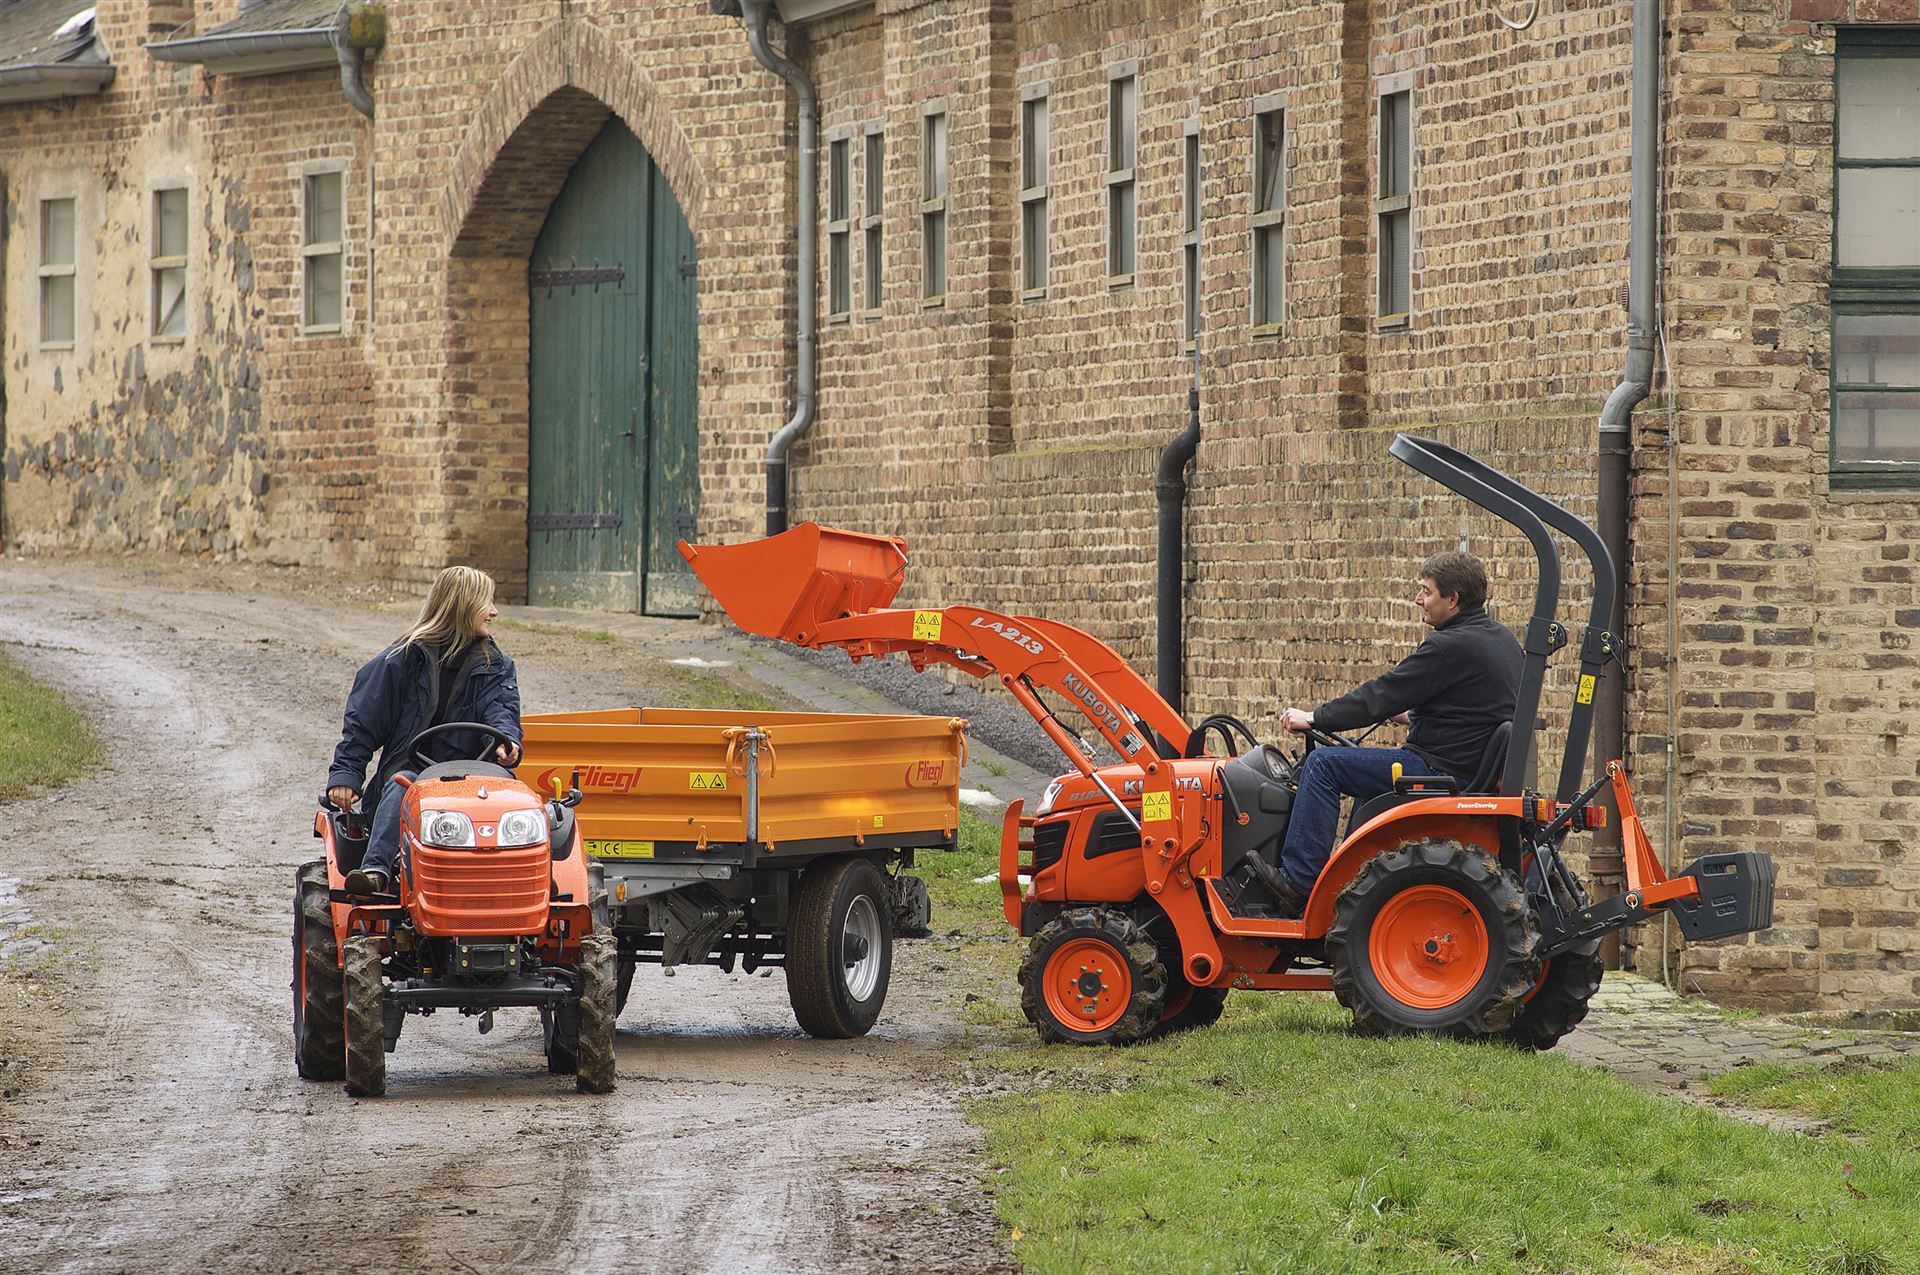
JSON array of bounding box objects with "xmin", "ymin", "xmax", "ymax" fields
[{"xmin": 527, "ymin": 118, "xmax": 699, "ymax": 614}]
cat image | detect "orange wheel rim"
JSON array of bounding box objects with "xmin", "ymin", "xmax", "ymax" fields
[
  {"xmin": 1369, "ymin": 885, "xmax": 1490, "ymax": 1010},
  {"xmin": 1043, "ymin": 937, "xmax": 1132, "ymax": 1033},
  {"xmin": 1522, "ymin": 955, "xmax": 1553, "ymax": 1005},
  {"xmin": 1159, "ymin": 983, "xmax": 1195, "ymax": 1024}
]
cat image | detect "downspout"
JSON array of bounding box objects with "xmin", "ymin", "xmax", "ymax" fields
[
  {"xmin": 1591, "ymin": 0, "xmax": 1660, "ymax": 963},
  {"xmin": 1156, "ymin": 340, "xmax": 1200, "ymax": 715},
  {"xmin": 331, "ymin": 3, "xmax": 383, "ymax": 119},
  {"xmin": 725, "ymin": 0, "xmax": 818, "ymax": 536}
]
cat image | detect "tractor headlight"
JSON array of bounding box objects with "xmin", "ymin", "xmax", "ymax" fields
[
  {"xmin": 419, "ymin": 809, "xmax": 475, "ymax": 848},
  {"xmin": 495, "ymin": 808, "xmax": 547, "ymax": 848},
  {"xmin": 1035, "ymin": 778, "xmax": 1063, "ymax": 817}
]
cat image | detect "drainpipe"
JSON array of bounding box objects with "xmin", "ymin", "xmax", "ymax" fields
[
  {"xmin": 721, "ymin": 0, "xmax": 818, "ymax": 536},
  {"xmin": 1156, "ymin": 343, "xmax": 1200, "ymax": 716},
  {"xmin": 331, "ymin": 3, "xmax": 385, "ymax": 119},
  {"xmin": 1591, "ymin": 0, "xmax": 1661, "ymax": 963}
]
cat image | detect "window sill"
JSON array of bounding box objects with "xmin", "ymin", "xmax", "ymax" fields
[
  {"xmin": 921, "ymin": 295, "xmax": 946, "ymax": 310},
  {"xmin": 1251, "ymin": 322, "xmax": 1283, "ymax": 339},
  {"xmin": 149, "ymin": 335, "xmax": 186, "ymax": 348},
  {"xmin": 1020, "ymin": 286, "xmax": 1048, "ymax": 304},
  {"xmin": 298, "ymin": 323, "xmax": 345, "ymax": 337},
  {"xmin": 37, "ymin": 341, "xmax": 75, "ymax": 353},
  {"xmin": 828, "ymin": 312, "xmax": 851, "ymax": 326},
  {"xmin": 861, "ymin": 308, "xmax": 883, "ymax": 321},
  {"xmin": 1107, "ymin": 274, "xmax": 1135, "ymax": 291},
  {"xmin": 1828, "ymin": 473, "xmax": 1920, "ymax": 497},
  {"xmin": 1375, "ymin": 313, "xmax": 1410, "ymax": 332}
]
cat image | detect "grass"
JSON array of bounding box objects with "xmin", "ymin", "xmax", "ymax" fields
[
  {"xmin": 970, "ymin": 995, "xmax": 1920, "ymax": 1274},
  {"xmin": 1710, "ymin": 1057, "xmax": 1920, "ymax": 1155},
  {"xmin": 923, "ymin": 810, "xmax": 1009, "ymax": 937},
  {"xmin": 0, "ymin": 650, "xmax": 99, "ymax": 802}
]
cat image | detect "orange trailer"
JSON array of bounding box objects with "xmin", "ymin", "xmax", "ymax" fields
[{"xmin": 517, "ymin": 706, "xmax": 965, "ymax": 1037}]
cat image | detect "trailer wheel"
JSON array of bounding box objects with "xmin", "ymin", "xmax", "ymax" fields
[
  {"xmin": 292, "ymin": 860, "xmax": 344, "ymax": 1081},
  {"xmin": 788, "ymin": 857, "xmax": 893, "ymax": 1039},
  {"xmin": 1505, "ymin": 872, "xmax": 1604, "ymax": 1051},
  {"xmin": 1327, "ymin": 839, "xmax": 1539, "ymax": 1038},
  {"xmin": 1019, "ymin": 908, "xmax": 1166, "ymax": 1046},
  {"xmin": 341, "ymin": 934, "xmax": 387, "ymax": 1098},
  {"xmin": 574, "ymin": 933, "xmax": 618, "ymax": 1094}
]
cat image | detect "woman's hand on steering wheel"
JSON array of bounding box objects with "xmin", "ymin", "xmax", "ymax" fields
[{"xmin": 406, "ymin": 721, "xmax": 522, "ymax": 770}]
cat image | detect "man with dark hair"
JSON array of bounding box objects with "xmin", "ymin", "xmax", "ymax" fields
[{"xmin": 1266, "ymin": 550, "xmax": 1522, "ymax": 916}]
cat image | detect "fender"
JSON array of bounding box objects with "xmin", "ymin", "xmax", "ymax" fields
[{"xmin": 1300, "ymin": 799, "xmax": 1514, "ymax": 934}]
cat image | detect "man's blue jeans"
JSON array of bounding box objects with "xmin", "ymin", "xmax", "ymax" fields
[
  {"xmin": 363, "ymin": 769, "xmax": 418, "ymax": 880},
  {"xmin": 1277, "ymin": 747, "xmax": 1431, "ymax": 895}
]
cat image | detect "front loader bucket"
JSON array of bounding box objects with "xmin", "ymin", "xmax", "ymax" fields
[{"xmin": 677, "ymin": 522, "xmax": 909, "ymax": 643}]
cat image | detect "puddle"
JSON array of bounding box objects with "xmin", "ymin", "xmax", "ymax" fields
[{"xmin": 0, "ymin": 874, "xmax": 48, "ymax": 961}]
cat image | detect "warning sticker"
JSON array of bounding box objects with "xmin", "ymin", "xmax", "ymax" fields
[
  {"xmin": 873, "ymin": 814, "xmax": 886, "ymax": 828},
  {"xmin": 1141, "ymin": 791, "xmax": 1173, "ymax": 823},
  {"xmin": 1576, "ymin": 674, "xmax": 1596, "ymax": 706},
  {"xmin": 689, "ymin": 771, "xmax": 728, "ymax": 791},
  {"xmin": 912, "ymin": 611, "xmax": 944, "ymax": 641},
  {"xmin": 587, "ymin": 839, "xmax": 655, "ymax": 860}
]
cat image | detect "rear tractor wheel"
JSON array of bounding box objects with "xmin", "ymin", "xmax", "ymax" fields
[
  {"xmin": 341, "ymin": 934, "xmax": 388, "ymax": 1098},
  {"xmin": 1019, "ymin": 908, "xmax": 1166, "ymax": 1046},
  {"xmin": 1326, "ymin": 839, "xmax": 1539, "ymax": 1039},
  {"xmin": 1505, "ymin": 871, "xmax": 1604, "ymax": 1051},
  {"xmin": 292, "ymin": 861, "xmax": 344, "ymax": 1081}
]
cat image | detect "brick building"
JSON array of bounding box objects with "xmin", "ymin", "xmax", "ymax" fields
[{"xmin": 0, "ymin": 0, "xmax": 1916, "ymax": 1007}]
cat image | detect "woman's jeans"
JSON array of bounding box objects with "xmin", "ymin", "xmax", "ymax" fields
[{"xmin": 362, "ymin": 769, "xmax": 418, "ymax": 879}]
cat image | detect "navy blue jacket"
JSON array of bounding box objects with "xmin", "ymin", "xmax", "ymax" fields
[{"xmin": 326, "ymin": 638, "xmax": 522, "ymax": 817}]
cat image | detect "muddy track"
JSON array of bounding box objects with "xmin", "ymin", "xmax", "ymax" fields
[{"xmin": 0, "ymin": 559, "xmax": 1012, "ymax": 1275}]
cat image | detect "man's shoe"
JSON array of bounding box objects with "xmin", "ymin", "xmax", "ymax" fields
[
  {"xmin": 344, "ymin": 867, "xmax": 390, "ymax": 897},
  {"xmin": 1245, "ymin": 855, "xmax": 1307, "ymax": 918}
]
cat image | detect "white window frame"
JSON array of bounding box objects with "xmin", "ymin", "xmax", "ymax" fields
[
  {"xmin": 37, "ymin": 195, "xmax": 77, "ymax": 350},
  {"xmin": 862, "ymin": 126, "xmax": 884, "ymax": 315},
  {"xmin": 921, "ymin": 105, "xmax": 948, "ymax": 304},
  {"xmin": 1107, "ymin": 65, "xmax": 1138, "ymax": 286},
  {"xmin": 828, "ymin": 134, "xmax": 852, "ymax": 320},
  {"xmin": 1182, "ymin": 122, "xmax": 1201, "ymax": 341},
  {"xmin": 1020, "ymin": 85, "xmax": 1050, "ymax": 300},
  {"xmin": 1375, "ymin": 75, "xmax": 1415, "ymax": 328},
  {"xmin": 300, "ymin": 163, "xmax": 347, "ymax": 333},
  {"xmin": 1251, "ymin": 95, "xmax": 1286, "ymax": 331},
  {"xmin": 150, "ymin": 186, "xmax": 189, "ymax": 343}
]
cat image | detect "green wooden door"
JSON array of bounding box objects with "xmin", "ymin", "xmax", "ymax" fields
[{"xmin": 528, "ymin": 120, "xmax": 699, "ymax": 614}]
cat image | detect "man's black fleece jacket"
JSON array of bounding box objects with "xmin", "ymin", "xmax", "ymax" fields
[{"xmin": 1312, "ymin": 606, "xmax": 1524, "ymax": 782}]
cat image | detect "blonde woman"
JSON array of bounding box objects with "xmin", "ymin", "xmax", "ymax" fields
[{"xmin": 326, "ymin": 566, "xmax": 523, "ymax": 896}]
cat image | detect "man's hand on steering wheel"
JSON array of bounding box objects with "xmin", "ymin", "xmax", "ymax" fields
[{"xmin": 1280, "ymin": 706, "xmax": 1358, "ymax": 750}]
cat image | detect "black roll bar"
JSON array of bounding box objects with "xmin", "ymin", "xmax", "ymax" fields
[
  {"xmin": 1392, "ymin": 437, "xmax": 1621, "ymax": 803},
  {"xmin": 1389, "ymin": 435, "xmax": 1565, "ymax": 799}
]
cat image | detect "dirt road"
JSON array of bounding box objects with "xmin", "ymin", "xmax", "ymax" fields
[{"xmin": 0, "ymin": 559, "xmax": 1011, "ymax": 1275}]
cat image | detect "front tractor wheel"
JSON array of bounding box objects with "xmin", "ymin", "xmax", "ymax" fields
[
  {"xmin": 292, "ymin": 860, "xmax": 344, "ymax": 1081},
  {"xmin": 1326, "ymin": 839, "xmax": 1539, "ymax": 1039},
  {"xmin": 573, "ymin": 933, "xmax": 618, "ymax": 1094},
  {"xmin": 341, "ymin": 934, "xmax": 388, "ymax": 1098},
  {"xmin": 1019, "ymin": 909, "xmax": 1166, "ymax": 1046}
]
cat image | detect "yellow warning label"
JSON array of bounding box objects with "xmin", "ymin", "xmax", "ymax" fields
[
  {"xmin": 873, "ymin": 814, "xmax": 886, "ymax": 828},
  {"xmin": 689, "ymin": 771, "xmax": 728, "ymax": 791},
  {"xmin": 1141, "ymin": 791, "xmax": 1173, "ymax": 823},
  {"xmin": 912, "ymin": 610, "xmax": 944, "ymax": 641},
  {"xmin": 1577, "ymin": 674, "xmax": 1596, "ymax": 706},
  {"xmin": 587, "ymin": 839, "xmax": 655, "ymax": 860}
]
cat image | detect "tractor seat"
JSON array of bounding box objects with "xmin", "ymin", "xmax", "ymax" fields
[
  {"xmin": 414, "ymin": 759, "xmax": 517, "ymax": 784},
  {"xmin": 1347, "ymin": 721, "xmax": 1514, "ymax": 829}
]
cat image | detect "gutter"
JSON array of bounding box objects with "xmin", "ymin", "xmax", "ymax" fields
[
  {"xmin": 0, "ymin": 63, "xmax": 114, "ymax": 104},
  {"xmin": 1590, "ymin": 0, "xmax": 1660, "ymax": 957},
  {"xmin": 722, "ymin": 0, "xmax": 819, "ymax": 536},
  {"xmin": 145, "ymin": 26, "xmax": 337, "ymax": 69}
]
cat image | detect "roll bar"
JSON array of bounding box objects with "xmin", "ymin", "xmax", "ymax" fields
[{"xmin": 1389, "ymin": 435, "xmax": 1579, "ymax": 799}]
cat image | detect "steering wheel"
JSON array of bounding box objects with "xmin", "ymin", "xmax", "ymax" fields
[
  {"xmin": 1302, "ymin": 724, "xmax": 1359, "ymax": 752},
  {"xmin": 407, "ymin": 720, "xmax": 518, "ymax": 770}
]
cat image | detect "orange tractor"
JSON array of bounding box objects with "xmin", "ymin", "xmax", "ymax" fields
[
  {"xmin": 294, "ymin": 722, "xmax": 616, "ymax": 1095},
  {"xmin": 681, "ymin": 436, "xmax": 1774, "ymax": 1047}
]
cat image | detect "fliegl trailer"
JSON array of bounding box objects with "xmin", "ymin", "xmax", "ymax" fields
[{"xmin": 516, "ymin": 707, "xmax": 965, "ymax": 1038}]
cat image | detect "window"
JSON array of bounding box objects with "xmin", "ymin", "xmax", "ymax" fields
[
  {"xmin": 302, "ymin": 170, "xmax": 344, "ymax": 328},
  {"xmin": 828, "ymin": 137, "xmax": 852, "ymax": 319},
  {"xmin": 1832, "ymin": 30, "xmax": 1920, "ymax": 482},
  {"xmin": 921, "ymin": 109, "xmax": 947, "ymax": 301},
  {"xmin": 863, "ymin": 129, "xmax": 884, "ymax": 312},
  {"xmin": 1020, "ymin": 93, "xmax": 1050, "ymax": 296},
  {"xmin": 1377, "ymin": 88, "xmax": 1412, "ymax": 322},
  {"xmin": 151, "ymin": 188, "xmax": 187, "ymax": 340},
  {"xmin": 1107, "ymin": 73, "xmax": 1137, "ymax": 281},
  {"xmin": 1252, "ymin": 109, "xmax": 1285, "ymax": 327},
  {"xmin": 38, "ymin": 197, "xmax": 75, "ymax": 347},
  {"xmin": 1182, "ymin": 127, "xmax": 1201, "ymax": 339}
]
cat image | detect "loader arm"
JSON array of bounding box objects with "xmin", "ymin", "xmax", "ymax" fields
[{"xmin": 678, "ymin": 525, "xmax": 1192, "ymax": 785}]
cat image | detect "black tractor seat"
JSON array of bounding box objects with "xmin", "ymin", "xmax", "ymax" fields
[{"xmin": 1347, "ymin": 721, "xmax": 1512, "ymax": 830}]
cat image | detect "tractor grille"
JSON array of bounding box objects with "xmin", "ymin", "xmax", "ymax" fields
[
  {"xmin": 410, "ymin": 843, "xmax": 550, "ymax": 939},
  {"xmin": 1084, "ymin": 811, "xmax": 1143, "ymax": 859},
  {"xmin": 1030, "ymin": 819, "xmax": 1069, "ymax": 874}
]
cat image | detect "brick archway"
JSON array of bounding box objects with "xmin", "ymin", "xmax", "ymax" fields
[{"xmin": 435, "ymin": 19, "xmax": 707, "ymax": 602}]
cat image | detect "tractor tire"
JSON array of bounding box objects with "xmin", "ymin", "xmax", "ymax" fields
[
  {"xmin": 1143, "ymin": 977, "xmax": 1229, "ymax": 1041},
  {"xmin": 292, "ymin": 860, "xmax": 344, "ymax": 1081},
  {"xmin": 541, "ymin": 1004, "xmax": 580, "ymax": 1076},
  {"xmin": 574, "ymin": 933, "xmax": 618, "ymax": 1094},
  {"xmin": 1505, "ymin": 872, "xmax": 1604, "ymax": 1051},
  {"xmin": 1018, "ymin": 908, "xmax": 1166, "ymax": 1046},
  {"xmin": 787, "ymin": 857, "xmax": 894, "ymax": 1039},
  {"xmin": 1326, "ymin": 838, "xmax": 1539, "ymax": 1039},
  {"xmin": 341, "ymin": 934, "xmax": 387, "ymax": 1098},
  {"xmin": 614, "ymin": 957, "xmax": 635, "ymax": 1018}
]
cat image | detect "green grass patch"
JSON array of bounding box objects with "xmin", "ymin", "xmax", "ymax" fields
[
  {"xmin": 1710, "ymin": 1057, "xmax": 1920, "ymax": 1155},
  {"xmin": 923, "ymin": 810, "xmax": 1007, "ymax": 937},
  {"xmin": 973, "ymin": 993, "xmax": 1920, "ymax": 1274},
  {"xmin": 0, "ymin": 650, "xmax": 99, "ymax": 802}
]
